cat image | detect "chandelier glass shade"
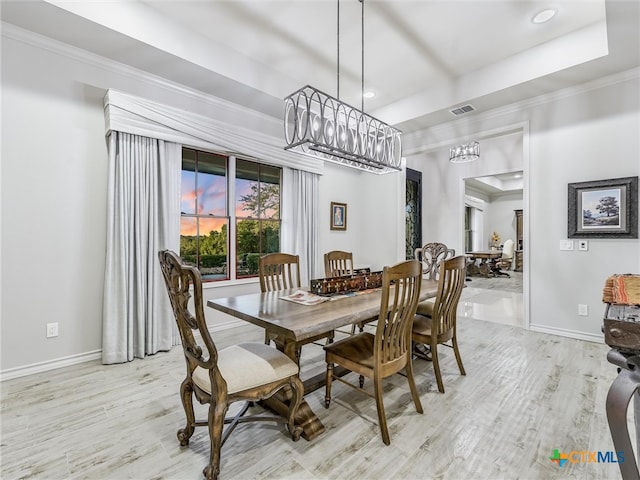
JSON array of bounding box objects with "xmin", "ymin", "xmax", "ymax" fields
[
  {"xmin": 449, "ymin": 141, "xmax": 480, "ymax": 163},
  {"xmin": 284, "ymin": 85, "xmax": 402, "ymax": 173}
]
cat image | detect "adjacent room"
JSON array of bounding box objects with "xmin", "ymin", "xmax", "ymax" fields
[{"xmin": 1, "ymin": 1, "xmax": 639, "ymax": 479}]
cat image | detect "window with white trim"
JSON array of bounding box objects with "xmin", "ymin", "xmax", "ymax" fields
[{"xmin": 180, "ymin": 147, "xmax": 281, "ymax": 282}]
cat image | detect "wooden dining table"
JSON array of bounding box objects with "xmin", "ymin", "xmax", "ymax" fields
[
  {"xmin": 207, "ymin": 278, "xmax": 438, "ymax": 441},
  {"xmin": 466, "ymin": 250, "xmax": 502, "ymax": 277}
]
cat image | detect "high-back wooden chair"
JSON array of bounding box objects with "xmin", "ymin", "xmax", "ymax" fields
[
  {"xmin": 158, "ymin": 250, "xmax": 303, "ymax": 480},
  {"xmin": 413, "ymin": 242, "xmax": 456, "ymax": 322},
  {"xmin": 323, "ymin": 259, "xmax": 424, "ymax": 445},
  {"xmin": 414, "ymin": 242, "xmax": 455, "ymax": 280},
  {"xmin": 259, "ymin": 252, "xmax": 334, "ymax": 349},
  {"xmin": 324, "ymin": 250, "xmax": 364, "ymax": 334},
  {"xmin": 412, "ymin": 255, "xmax": 467, "ymax": 393},
  {"xmin": 258, "ymin": 253, "xmax": 301, "ymax": 292},
  {"xmin": 324, "ymin": 250, "xmax": 354, "ymax": 278}
]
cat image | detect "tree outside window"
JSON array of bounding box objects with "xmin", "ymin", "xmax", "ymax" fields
[
  {"xmin": 180, "ymin": 149, "xmax": 281, "ymax": 281},
  {"xmin": 235, "ymin": 159, "xmax": 281, "ymax": 278}
]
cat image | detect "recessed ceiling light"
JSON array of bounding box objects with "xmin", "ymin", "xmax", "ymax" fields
[
  {"xmin": 532, "ymin": 8, "xmax": 557, "ymax": 24},
  {"xmin": 363, "ymin": 91, "xmax": 375, "ymax": 99}
]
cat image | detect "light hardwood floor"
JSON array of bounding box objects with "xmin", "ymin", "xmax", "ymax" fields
[{"xmin": 1, "ymin": 317, "xmax": 628, "ymax": 479}]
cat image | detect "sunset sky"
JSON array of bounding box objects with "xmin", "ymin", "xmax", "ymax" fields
[{"xmin": 180, "ymin": 170, "xmax": 268, "ymax": 236}]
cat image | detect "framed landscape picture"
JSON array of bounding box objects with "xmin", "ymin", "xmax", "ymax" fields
[
  {"xmin": 330, "ymin": 202, "xmax": 347, "ymax": 231},
  {"xmin": 568, "ymin": 176, "xmax": 638, "ymax": 239}
]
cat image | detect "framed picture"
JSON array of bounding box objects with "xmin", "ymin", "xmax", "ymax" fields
[
  {"xmin": 568, "ymin": 176, "xmax": 638, "ymax": 239},
  {"xmin": 330, "ymin": 202, "xmax": 347, "ymax": 231}
]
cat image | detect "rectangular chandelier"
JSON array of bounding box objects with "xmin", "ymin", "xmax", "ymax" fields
[
  {"xmin": 284, "ymin": 85, "xmax": 402, "ymax": 174},
  {"xmin": 449, "ymin": 141, "xmax": 480, "ymax": 163}
]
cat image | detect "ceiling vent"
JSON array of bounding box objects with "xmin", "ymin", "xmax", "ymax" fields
[{"xmin": 450, "ymin": 104, "xmax": 476, "ymax": 116}]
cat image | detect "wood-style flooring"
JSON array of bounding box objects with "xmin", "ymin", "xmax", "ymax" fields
[{"xmin": 0, "ymin": 317, "xmax": 629, "ymax": 479}]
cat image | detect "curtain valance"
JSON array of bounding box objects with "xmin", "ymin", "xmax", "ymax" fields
[{"xmin": 104, "ymin": 89, "xmax": 324, "ymax": 175}]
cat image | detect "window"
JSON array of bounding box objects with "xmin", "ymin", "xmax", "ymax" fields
[
  {"xmin": 465, "ymin": 206, "xmax": 473, "ymax": 253},
  {"xmin": 180, "ymin": 148, "xmax": 281, "ymax": 282},
  {"xmin": 235, "ymin": 159, "xmax": 281, "ymax": 278}
]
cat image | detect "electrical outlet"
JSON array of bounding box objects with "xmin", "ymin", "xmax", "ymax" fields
[
  {"xmin": 578, "ymin": 240, "xmax": 589, "ymax": 251},
  {"xmin": 46, "ymin": 323, "xmax": 59, "ymax": 338},
  {"xmin": 578, "ymin": 304, "xmax": 588, "ymax": 316}
]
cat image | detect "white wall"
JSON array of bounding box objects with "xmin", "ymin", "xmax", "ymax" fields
[
  {"xmin": 0, "ymin": 29, "xmax": 401, "ymax": 375},
  {"xmin": 409, "ymin": 133, "xmax": 524, "ymax": 252},
  {"xmin": 486, "ymin": 193, "xmax": 523, "ymax": 250},
  {"xmin": 2, "ymin": 26, "xmax": 638, "ymax": 377},
  {"xmin": 2, "ymin": 36, "xmax": 109, "ymax": 373},
  {"xmin": 405, "ymin": 69, "xmax": 640, "ymax": 341},
  {"xmin": 318, "ymin": 163, "xmax": 401, "ymax": 274}
]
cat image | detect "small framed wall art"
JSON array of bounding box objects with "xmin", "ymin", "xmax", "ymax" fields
[
  {"xmin": 330, "ymin": 202, "xmax": 347, "ymax": 231},
  {"xmin": 568, "ymin": 176, "xmax": 638, "ymax": 239}
]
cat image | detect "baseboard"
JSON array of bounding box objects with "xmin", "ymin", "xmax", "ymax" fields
[
  {"xmin": 0, "ymin": 350, "xmax": 102, "ymax": 382},
  {"xmin": 529, "ymin": 323, "xmax": 604, "ymax": 344},
  {"xmin": 0, "ymin": 320, "xmax": 248, "ymax": 382}
]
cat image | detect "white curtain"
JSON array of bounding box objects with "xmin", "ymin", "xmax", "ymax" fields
[
  {"xmin": 282, "ymin": 167, "xmax": 320, "ymax": 285},
  {"xmin": 104, "ymin": 89, "xmax": 324, "ymax": 175},
  {"xmin": 102, "ymin": 132, "xmax": 181, "ymax": 364}
]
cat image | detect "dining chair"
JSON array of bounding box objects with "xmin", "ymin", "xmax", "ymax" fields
[
  {"xmin": 414, "ymin": 242, "xmax": 455, "ymax": 280},
  {"xmin": 259, "ymin": 252, "xmax": 334, "ymax": 350},
  {"xmin": 158, "ymin": 250, "xmax": 303, "ymax": 480},
  {"xmin": 412, "ymin": 255, "xmax": 467, "ymax": 393},
  {"xmin": 258, "ymin": 252, "xmax": 301, "ymax": 292},
  {"xmin": 323, "ymin": 250, "xmax": 364, "ymax": 335},
  {"xmin": 323, "ymin": 250, "xmax": 354, "ymax": 278},
  {"xmin": 413, "ymin": 242, "xmax": 456, "ymax": 330},
  {"xmin": 323, "ymin": 259, "xmax": 424, "ymax": 445},
  {"xmin": 259, "ymin": 253, "xmax": 300, "ymax": 345},
  {"xmin": 494, "ymin": 239, "xmax": 514, "ymax": 276}
]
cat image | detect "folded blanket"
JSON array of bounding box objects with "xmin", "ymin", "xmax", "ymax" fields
[{"xmin": 603, "ymin": 274, "xmax": 640, "ymax": 305}]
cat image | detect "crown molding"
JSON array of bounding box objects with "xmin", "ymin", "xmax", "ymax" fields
[
  {"xmin": 405, "ymin": 66, "xmax": 640, "ymax": 150},
  {"xmin": 0, "ymin": 22, "xmax": 282, "ymax": 129},
  {"xmin": 403, "ymin": 121, "xmax": 528, "ymax": 157}
]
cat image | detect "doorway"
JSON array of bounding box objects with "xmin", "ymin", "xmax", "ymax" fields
[
  {"xmin": 464, "ymin": 171, "xmax": 523, "ymax": 255},
  {"xmin": 406, "ymin": 168, "xmax": 422, "ymax": 260},
  {"xmin": 461, "ymin": 170, "xmax": 524, "ymax": 328}
]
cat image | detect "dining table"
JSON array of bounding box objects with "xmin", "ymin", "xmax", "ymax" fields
[
  {"xmin": 466, "ymin": 250, "xmax": 502, "ymax": 277},
  {"xmin": 207, "ymin": 277, "xmax": 438, "ymax": 441}
]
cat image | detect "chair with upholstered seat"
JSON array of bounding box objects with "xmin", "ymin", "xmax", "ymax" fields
[
  {"xmin": 494, "ymin": 239, "xmax": 514, "ymax": 276},
  {"xmin": 414, "ymin": 242, "xmax": 455, "ymax": 280},
  {"xmin": 323, "ymin": 259, "xmax": 424, "ymax": 445},
  {"xmin": 259, "ymin": 252, "xmax": 334, "ymax": 350},
  {"xmin": 412, "ymin": 255, "xmax": 467, "ymax": 393},
  {"xmin": 413, "ymin": 242, "xmax": 456, "ymax": 338},
  {"xmin": 158, "ymin": 250, "xmax": 303, "ymax": 480}
]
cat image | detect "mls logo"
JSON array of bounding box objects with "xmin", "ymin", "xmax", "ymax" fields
[{"xmin": 550, "ymin": 449, "xmax": 568, "ymax": 467}]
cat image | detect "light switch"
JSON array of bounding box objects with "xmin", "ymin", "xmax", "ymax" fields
[{"xmin": 560, "ymin": 240, "xmax": 574, "ymax": 251}]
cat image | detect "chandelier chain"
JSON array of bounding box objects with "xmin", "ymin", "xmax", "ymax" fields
[
  {"xmin": 361, "ymin": 0, "xmax": 364, "ymax": 112},
  {"xmin": 283, "ymin": 0, "xmax": 402, "ymax": 174},
  {"xmin": 337, "ymin": 0, "xmax": 340, "ymax": 100}
]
